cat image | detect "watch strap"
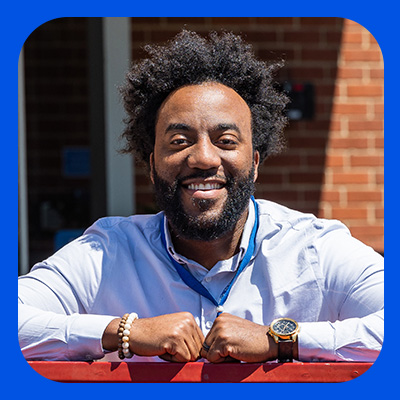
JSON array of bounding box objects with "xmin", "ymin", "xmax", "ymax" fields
[{"xmin": 278, "ymin": 339, "xmax": 294, "ymax": 363}]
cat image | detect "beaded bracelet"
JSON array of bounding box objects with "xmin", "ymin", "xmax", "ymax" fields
[{"xmin": 117, "ymin": 312, "xmax": 138, "ymax": 360}]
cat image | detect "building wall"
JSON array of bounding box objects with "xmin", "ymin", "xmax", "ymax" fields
[
  {"xmin": 130, "ymin": 17, "xmax": 384, "ymax": 253},
  {"xmin": 23, "ymin": 17, "xmax": 384, "ymax": 267},
  {"xmin": 24, "ymin": 18, "xmax": 92, "ymax": 265}
]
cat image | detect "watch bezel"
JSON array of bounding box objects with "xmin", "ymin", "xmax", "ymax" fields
[{"xmin": 269, "ymin": 317, "xmax": 300, "ymax": 340}]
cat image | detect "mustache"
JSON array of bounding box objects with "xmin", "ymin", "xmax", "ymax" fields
[{"xmin": 176, "ymin": 171, "xmax": 229, "ymax": 185}]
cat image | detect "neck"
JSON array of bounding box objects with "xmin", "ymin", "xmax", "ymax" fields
[{"xmin": 169, "ymin": 209, "xmax": 249, "ymax": 270}]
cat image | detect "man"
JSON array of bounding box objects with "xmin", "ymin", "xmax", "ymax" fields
[{"xmin": 18, "ymin": 30, "xmax": 383, "ymax": 363}]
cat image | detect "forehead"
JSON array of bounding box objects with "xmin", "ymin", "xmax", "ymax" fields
[{"xmin": 156, "ymin": 82, "xmax": 252, "ymax": 127}]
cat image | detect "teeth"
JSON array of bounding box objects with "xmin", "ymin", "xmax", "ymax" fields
[{"xmin": 188, "ymin": 183, "xmax": 222, "ymax": 190}]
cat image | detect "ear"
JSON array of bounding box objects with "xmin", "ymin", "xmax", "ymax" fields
[
  {"xmin": 253, "ymin": 151, "xmax": 260, "ymax": 182},
  {"xmin": 149, "ymin": 153, "xmax": 155, "ymax": 184}
]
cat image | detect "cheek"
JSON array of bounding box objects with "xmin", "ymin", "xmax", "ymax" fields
[{"xmin": 153, "ymin": 153, "xmax": 183, "ymax": 181}]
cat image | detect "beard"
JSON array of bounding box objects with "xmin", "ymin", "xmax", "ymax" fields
[{"xmin": 152, "ymin": 166, "xmax": 256, "ymax": 241}]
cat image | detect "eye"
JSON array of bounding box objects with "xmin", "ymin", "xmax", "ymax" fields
[
  {"xmin": 215, "ymin": 135, "xmax": 239, "ymax": 149},
  {"xmin": 169, "ymin": 135, "xmax": 191, "ymax": 149},
  {"xmin": 170, "ymin": 138, "xmax": 187, "ymax": 145}
]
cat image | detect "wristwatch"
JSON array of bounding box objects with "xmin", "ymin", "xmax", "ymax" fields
[{"xmin": 268, "ymin": 317, "xmax": 300, "ymax": 363}]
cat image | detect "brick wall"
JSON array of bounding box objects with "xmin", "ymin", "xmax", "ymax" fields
[
  {"xmin": 23, "ymin": 17, "xmax": 384, "ymax": 265},
  {"xmin": 320, "ymin": 20, "xmax": 384, "ymax": 252},
  {"xmin": 130, "ymin": 17, "xmax": 384, "ymax": 253}
]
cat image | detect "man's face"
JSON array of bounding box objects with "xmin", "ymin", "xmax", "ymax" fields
[{"xmin": 150, "ymin": 82, "xmax": 259, "ymax": 240}]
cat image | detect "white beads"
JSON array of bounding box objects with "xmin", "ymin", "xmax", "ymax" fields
[{"xmin": 118, "ymin": 312, "xmax": 139, "ymax": 360}]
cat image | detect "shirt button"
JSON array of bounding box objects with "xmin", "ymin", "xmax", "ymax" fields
[
  {"xmin": 205, "ymin": 277, "xmax": 211, "ymax": 283},
  {"xmin": 205, "ymin": 320, "xmax": 213, "ymax": 329}
]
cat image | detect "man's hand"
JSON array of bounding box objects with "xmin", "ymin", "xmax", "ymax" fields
[
  {"xmin": 200, "ymin": 313, "xmax": 279, "ymax": 363},
  {"xmin": 127, "ymin": 312, "xmax": 204, "ymax": 362}
]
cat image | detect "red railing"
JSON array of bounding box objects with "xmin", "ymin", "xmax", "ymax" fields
[{"xmin": 28, "ymin": 361, "xmax": 373, "ymax": 383}]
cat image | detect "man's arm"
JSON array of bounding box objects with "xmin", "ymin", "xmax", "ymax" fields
[
  {"xmin": 102, "ymin": 313, "xmax": 204, "ymax": 362},
  {"xmin": 201, "ymin": 225, "xmax": 383, "ymax": 363},
  {"xmin": 18, "ymin": 302, "xmax": 117, "ymax": 360},
  {"xmin": 199, "ymin": 313, "xmax": 281, "ymax": 362}
]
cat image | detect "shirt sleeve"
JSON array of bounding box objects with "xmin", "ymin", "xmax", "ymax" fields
[
  {"xmin": 18, "ymin": 230, "xmax": 119, "ymax": 361},
  {"xmin": 298, "ymin": 221, "xmax": 384, "ymax": 362}
]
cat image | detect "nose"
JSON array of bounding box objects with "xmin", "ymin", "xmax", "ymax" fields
[{"xmin": 186, "ymin": 137, "xmax": 221, "ymax": 170}]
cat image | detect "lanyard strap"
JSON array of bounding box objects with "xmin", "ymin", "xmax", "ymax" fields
[{"xmin": 160, "ymin": 197, "xmax": 259, "ymax": 311}]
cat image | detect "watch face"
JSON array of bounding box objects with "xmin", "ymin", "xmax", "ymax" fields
[{"xmin": 272, "ymin": 318, "xmax": 298, "ymax": 335}]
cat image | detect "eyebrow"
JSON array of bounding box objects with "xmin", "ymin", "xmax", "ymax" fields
[
  {"xmin": 165, "ymin": 123, "xmax": 191, "ymax": 133},
  {"xmin": 214, "ymin": 123, "xmax": 241, "ymax": 134},
  {"xmin": 165, "ymin": 122, "xmax": 241, "ymax": 134}
]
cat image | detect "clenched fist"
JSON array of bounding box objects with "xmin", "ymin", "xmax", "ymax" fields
[
  {"xmin": 129, "ymin": 312, "xmax": 204, "ymax": 362},
  {"xmin": 200, "ymin": 313, "xmax": 278, "ymax": 363}
]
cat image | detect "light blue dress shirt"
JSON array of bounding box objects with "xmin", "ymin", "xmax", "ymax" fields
[{"xmin": 18, "ymin": 199, "xmax": 383, "ymax": 362}]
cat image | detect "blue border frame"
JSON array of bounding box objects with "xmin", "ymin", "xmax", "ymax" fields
[{"xmin": 4, "ymin": 5, "xmax": 392, "ymax": 396}]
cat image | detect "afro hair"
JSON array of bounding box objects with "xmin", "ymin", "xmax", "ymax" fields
[{"xmin": 120, "ymin": 29, "xmax": 289, "ymax": 168}]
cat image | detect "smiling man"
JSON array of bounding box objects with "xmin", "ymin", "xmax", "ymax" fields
[
  {"xmin": 18, "ymin": 30, "xmax": 383, "ymax": 364},
  {"xmin": 151, "ymin": 83, "xmax": 259, "ymax": 266}
]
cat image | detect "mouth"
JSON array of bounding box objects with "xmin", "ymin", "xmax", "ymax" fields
[
  {"xmin": 181, "ymin": 178, "xmax": 227, "ymax": 200},
  {"xmin": 187, "ymin": 182, "xmax": 224, "ymax": 191}
]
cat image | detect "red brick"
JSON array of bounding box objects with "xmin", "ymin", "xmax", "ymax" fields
[
  {"xmin": 375, "ymin": 137, "xmax": 384, "ymax": 148},
  {"xmin": 341, "ymin": 49, "xmax": 383, "ymax": 62},
  {"xmin": 325, "ymin": 154, "xmax": 345, "ymax": 167},
  {"xmin": 362, "ymin": 238, "xmax": 384, "ymax": 253},
  {"xmin": 347, "ymin": 85, "xmax": 383, "ymax": 97},
  {"xmin": 331, "ymin": 207, "xmax": 368, "ymax": 220},
  {"xmin": 257, "ymin": 190, "xmax": 299, "ymax": 203},
  {"xmin": 289, "ymin": 172, "xmax": 324, "ymax": 184},
  {"xmin": 288, "ymin": 136, "xmax": 328, "ymax": 149},
  {"xmin": 337, "ymin": 67, "xmax": 364, "ymax": 79},
  {"xmin": 301, "ymin": 49, "xmax": 339, "ymax": 62},
  {"xmin": 374, "ymin": 103, "xmax": 384, "ymax": 116},
  {"xmin": 347, "ymin": 190, "xmax": 383, "ymax": 202},
  {"xmin": 320, "ymin": 191, "xmax": 341, "ymax": 202},
  {"xmin": 283, "ymin": 31, "xmax": 321, "ymax": 43},
  {"xmin": 375, "ymin": 207, "xmax": 384, "ymax": 219},
  {"xmin": 265, "ymin": 154, "xmax": 302, "ymax": 167},
  {"xmin": 332, "ymin": 173, "xmax": 369, "ymax": 184},
  {"xmin": 257, "ymin": 173, "xmax": 285, "ymax": 185},
  {"xmin": 350, "ymin": 155, "xmax": 384, "ymax": 167},
  {"xmin": 306, "ymin": 155, "xmax": 328, "ymax": 167},
  {"xmin": 375, "ymin": 173, "xmax": 384, "ymax": 184},
  {"xmin": 332, "ymin": 103, "xmax": 367, "ymax": 115},
  {"xmin": 304, "ymin": 190, "xmax": 322, "ymax": 201},
  {"xmin": 350, "ymin": 225, "xmax": 384, "ymax": 237},
  {"xmin": 288, "ymin": 67, "xmax": 325, "ymax": 79},
  {"xmin": 348, "ymin": 120, "xmax": 384, "ymax": 132},
  {"xmin": 341, "ymin": 31, "xmax": 363, "ymax": 44},
  {"xmin": 370, "ymin": 69, "xmax": 384, "ymax": 79},
  {"xmin": 329, "ymin": 137, "xmax": 369, "ymax": 149}
]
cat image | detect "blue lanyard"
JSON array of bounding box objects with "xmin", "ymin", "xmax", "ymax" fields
[{"xmin": 160, "ymin": 197, "xmax": 259, "ymax": 314}]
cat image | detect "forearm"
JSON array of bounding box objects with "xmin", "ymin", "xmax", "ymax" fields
[
  {"xmin": 18, "ymin": 303, "xmax": 117, "ymax": 361},
  {"xmin": 298, "ymin": 310, "xmax": 383, "ymax": 362},
  {"xmin": 101, "ymin": 317, "xmax": 121, "ymax": 352}
]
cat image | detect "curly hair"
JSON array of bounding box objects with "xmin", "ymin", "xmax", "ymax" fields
[{"xmin": 120, "ymin": 29, "xmax": 289, "ymax": 167}]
